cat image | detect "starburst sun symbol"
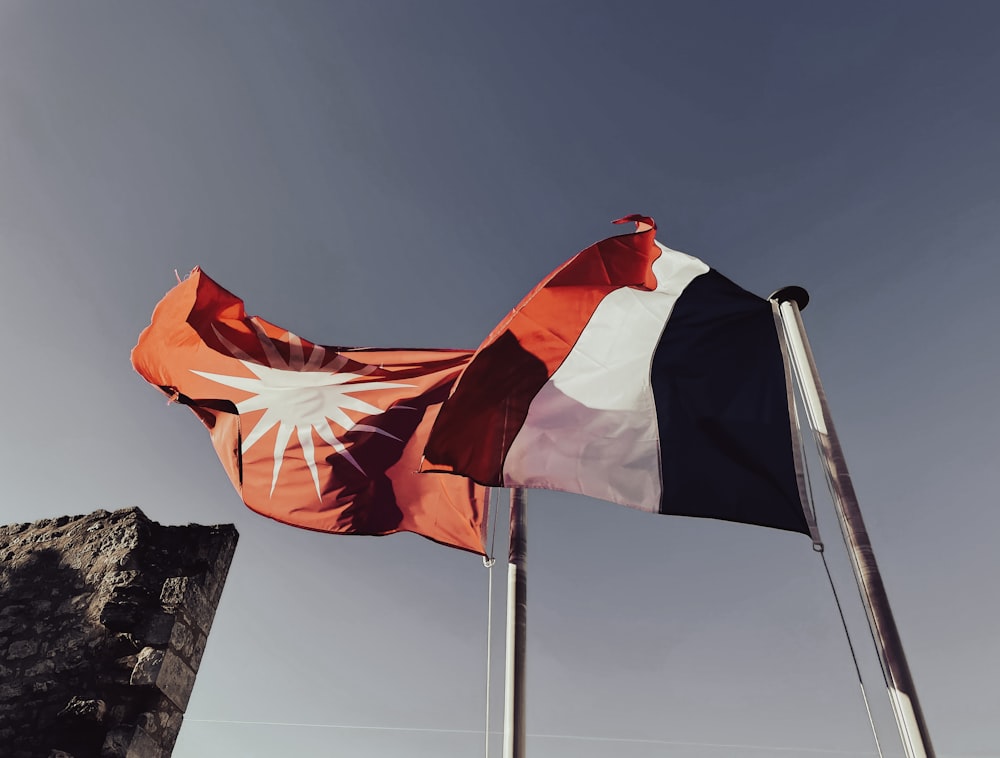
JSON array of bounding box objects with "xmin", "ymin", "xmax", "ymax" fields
[{"xmin": 193, "ymin": 320, "xmax": 413, "ymax": 500}]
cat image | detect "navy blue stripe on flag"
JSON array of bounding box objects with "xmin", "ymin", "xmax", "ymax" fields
[{"xmin": 651, "ymin": 270, "xmax": 809, "ymax": 534}]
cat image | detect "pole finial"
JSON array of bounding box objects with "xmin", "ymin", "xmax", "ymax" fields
[{"xmin": 769, "ymin": 285, "xmax": 810, "ymax": 310}]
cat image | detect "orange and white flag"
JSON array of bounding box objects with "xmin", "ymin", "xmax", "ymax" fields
[{"xmin": 132, "ymin": 268, "xmax": 487, "ymax": 554}]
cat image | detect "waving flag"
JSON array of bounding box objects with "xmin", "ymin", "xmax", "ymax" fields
[
  {"xmin": 423, "ymin": 216, "xmax": 808, "ymax": 535},
  {"xmin": 132, "ymin": 269, "xmax": 487, "ymax": 554}
]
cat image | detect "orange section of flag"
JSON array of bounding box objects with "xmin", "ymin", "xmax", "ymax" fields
[
  {"xmin": 423, "ymin": 216, "xmax": 662, "ymax": 484},
  {"xmin": 131, "ymin": 268, "xmax": 487, "ymax": 555}
]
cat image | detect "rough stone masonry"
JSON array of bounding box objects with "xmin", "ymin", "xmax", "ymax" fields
[{"xmin": 0, "ymin": 507, "xmax": 238, "ymax": 758}]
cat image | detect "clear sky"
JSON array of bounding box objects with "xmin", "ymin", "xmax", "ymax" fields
[{"xmin": 1, "ymin": 2, "xmax": 998, "ymax": 756}]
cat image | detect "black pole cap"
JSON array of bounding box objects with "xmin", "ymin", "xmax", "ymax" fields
[{"xmin": 769, "ymin": 285, "xmax": 809, "ymax": 310}]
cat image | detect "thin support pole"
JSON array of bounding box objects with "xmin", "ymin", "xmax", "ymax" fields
[
  {"xmin": 772, "ymin": 290, "xmax": 935, "ymax": 758},
  {"xmin": 503, "ymin": 488, "xmax": 527, "ymax": 758}
]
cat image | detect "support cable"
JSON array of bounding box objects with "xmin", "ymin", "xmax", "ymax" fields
[
  {"xmin": 776, "ymin": 294, "xmax": 934, "ymax": 756},
  {"xmin": 815, "ymin": 439, "xmax": 901, "ymax": 756},
  {"xmin": 797, "ymin": 405, "xmax": 884, "ymax": 758},
  {"xmin": 482, "ymin": 487, "xmax": 501, "ymax": 758},
  {"xmin": 818, "ymin": 546, "xmax": 885, "ymax": 758},
  {"xmin": 778, "ymin": 295, "xmax": 887, "ymax": 757}
]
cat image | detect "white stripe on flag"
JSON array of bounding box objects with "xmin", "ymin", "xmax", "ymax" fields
[{"xmin": 502, "ymin": 242, "xmax": 708, "ymax": 510}]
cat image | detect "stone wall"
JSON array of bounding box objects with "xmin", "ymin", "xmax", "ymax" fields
[{"xmin": 0, "ymin": 508, "xmax": 238, "ymax": 758}]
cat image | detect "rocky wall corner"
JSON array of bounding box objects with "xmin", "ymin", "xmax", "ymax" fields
[{"xmin": 0, "ymin": 507, "xmax": 238, "ymax": 758}]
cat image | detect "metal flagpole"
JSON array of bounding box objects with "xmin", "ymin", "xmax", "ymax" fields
[
  {"xmin": 503, "ymin": 487, "xmax": 527, "ymax": 758},
  {"xmin": 771, "ymin": 287, "xmax": 936, "ymax": 758}
]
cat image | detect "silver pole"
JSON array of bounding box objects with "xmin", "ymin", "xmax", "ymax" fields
[
  {"xmin": 503, "ymin": 487, "xmax": 527, "ymax": 758},
  {"xmin": 772, "ymin": 287, "xmax": 935, "ymax": 758}
]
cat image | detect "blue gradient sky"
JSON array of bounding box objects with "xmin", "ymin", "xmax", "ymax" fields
[{"xmin": 1, "ymin": 2, "xmax": 998, "ymax": 756}]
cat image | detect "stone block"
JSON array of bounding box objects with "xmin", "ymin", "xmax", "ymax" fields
[
  {"xmin": 129, "ymin": 648, "xmax": 164, "ymax": 688},
  {"xmin": 161, "ymin": 708, "xmax": 183, "ymax": 748},
  {"xmin": 129, "ymin": 647, "xmax": 196, "ymax": 711},
  {"xmin": 125, "ymin": 726, "xmax": 163, "ymax": 758},
  {"xmin": 102, "ymin": 724, "xmax": 164, "ymax": 758},
  {"xmin": 190, "ymin": 631, "xmax": 208, "ymax": 673},
  {"xmin": 26, "ymin": 659, "xmax": 56, "ymax": 677},
  {"xmin": 100, "ymin": 726, "xmax": 132, "ymax": 757},
  {"xmin": 167, "ymin": 621, "xmax": 194, "ymax": 660},
  {"xmin": 160, "ymin": 577, "xmax": 213, "ymax": 634},
  {"xmin": 154, "ymin": 650, "xmax": 196, "ymax": 712},
  {"xmin": 7, "ymin": 639, "xmax": 38, "ymax": 659},
  {"xmin": 196, "ymin": 529, "xmax": 238, "ymax": 605},
  {"xmin": 56, "ymin": 594, "xmax": 91, "ymax": 616}
]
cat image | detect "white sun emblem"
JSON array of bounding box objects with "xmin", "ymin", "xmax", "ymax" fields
[{"xmin": 192, "ymin": 319, "xmax": 413, "ymax": 499}]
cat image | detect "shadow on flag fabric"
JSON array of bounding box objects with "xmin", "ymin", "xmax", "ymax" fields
[
  {"xmin": 132, "ymin": 268, "xmax": 488, "ymax": 554},
  {"xmin": 423, "ymin": 215, "xmax": 809, "ymax": 535}
]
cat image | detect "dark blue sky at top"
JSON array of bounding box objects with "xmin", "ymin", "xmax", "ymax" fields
[{"xmin": 1, "ymin": 2, "xmax": 998, "ymax": 756}]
